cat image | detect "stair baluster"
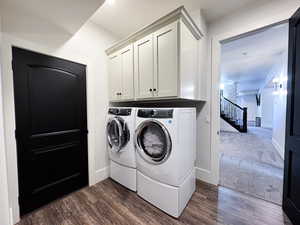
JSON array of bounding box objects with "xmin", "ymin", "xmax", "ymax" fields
[{"xmin": 220, "ymin": 95, "xmax": 247, "ymax": 133}]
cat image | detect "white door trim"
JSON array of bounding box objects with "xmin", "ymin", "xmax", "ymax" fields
[
  {"xmin": 210, "ymin": 18, "xmax": 290, "ymax": 186},
  {"xmin": 0, "ymin": 44, "xmax": 11, "ymax": 225}
]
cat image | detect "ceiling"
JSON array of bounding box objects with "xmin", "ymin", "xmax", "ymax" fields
[
  {"xmin": 0, "ymin": 0, "xmax": 105, "ymax": 45},
  {"xmin": 221, "ymin": 22, "xmax": 289, "ymax": 93},
  {"xmin": 91, "ymin": 0, "xmax": 264, "ymax": 38}
]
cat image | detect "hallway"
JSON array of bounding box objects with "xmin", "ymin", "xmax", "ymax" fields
[{"xmin": 219, "ymin": 127, "xmax": 284, "ymax": 204}]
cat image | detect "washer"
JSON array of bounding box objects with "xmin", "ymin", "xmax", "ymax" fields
[
  {"xmin": 106, "ymin": 107, "xmax": 136, "ymax": 191},
  {"xmin": 135, "ymin": 108, "xmax": 196, "ymax": 217}
]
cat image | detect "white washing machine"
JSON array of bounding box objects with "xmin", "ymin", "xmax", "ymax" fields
[
  {"xmin": 106, "ymin": 107, "xmax": 136, "ymax": 191},
  {"xmin": 135, "ymin": 108, "xmax": 196, "ymax": 217}
]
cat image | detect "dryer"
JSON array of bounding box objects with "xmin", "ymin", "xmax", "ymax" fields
[
  {"xmin": 135, "ymin": 108, "xmax": 196, "ymax": 217},
  {"xmin": 106, "ymin": 107, "xmax": 136, "ymax": 191}
]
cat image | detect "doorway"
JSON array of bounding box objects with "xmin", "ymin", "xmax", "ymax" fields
[
  {"xmin": 218, "ymin": 22, "xmax": 289, "ymax": 204},
  {"xmin": 12, "ymin": 47, "xmax": 89, "ymax": 215}
]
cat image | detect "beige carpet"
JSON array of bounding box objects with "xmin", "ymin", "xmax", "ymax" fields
[{"xmin": 219, "ymin": 127, "xmax": 284, "ymax": 205}]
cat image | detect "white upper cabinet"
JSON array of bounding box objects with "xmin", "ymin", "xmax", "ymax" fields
[
  {"xmin": 153, "ymin": 21, "xmax": 178, "ymax": 98},
  {"xmin": 108, "ymin": 52, "xmax": 122, "ymax": 101},
  {"xmin": 106, "ymin": 6, "xmax": 204, "ymax": 102},
  {"xmin": 108, "ymin": 44, "xmax": 134, "ymax": 101},
  {"xmin": 134, "ymin": 35, "xmax": 154, "ymax": 99},
  {"xmin": 120, "ymin": 45, "xmax": 134, "ymax": 100}
]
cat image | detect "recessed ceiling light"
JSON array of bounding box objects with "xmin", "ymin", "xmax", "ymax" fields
[{"xmin": 106, "ymin": 0, "xmax": 115, "ymax": 5}]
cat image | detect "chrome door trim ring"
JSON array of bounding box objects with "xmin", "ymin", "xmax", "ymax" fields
[
  {"xmin": 135, "ymin": 119, "xmax": 172, "ymax": 165},
  {"xmin": 106, "ymin": 117, "xmax": 124, "ymax": 153}
]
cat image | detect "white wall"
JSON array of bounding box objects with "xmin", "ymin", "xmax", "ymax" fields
[
  {"xmin": 260, "ymin": 88, "xmax": 274, "ymax": 128},
  {"xmin": 223, "ymin": 82, "xmax": 237, "ymax": 102},
  {"xmin": 0, "ymin": 14, "xmax": 11, "ymax": 225},
  {"xmin": 271, "ymin": 52, "xmax": 288, "ymax": 159},
  {"xmin": 220, "ymin": 118, "xmax": 239, "ymax": 132},
  {"xmin": 1, "ymin": 20, "xmax": 117, "ymax": 223},
  {"xmin": 237, "ymin": 94, "xmax": 258, "ymax": 124},
  {"xmin": 206, "ymin": 0, "xmax": 300, "ymax": 185},
  {"xmin": 256, "ymin": 51, "xmax": 288, "ymax": 159},
  {"xmin": 209, "ymin": 0, "xmax": 299, "ymax": 36},
  {"xmin": 189, "ymin": 10, "xmax": 214, "ymax": 184}
]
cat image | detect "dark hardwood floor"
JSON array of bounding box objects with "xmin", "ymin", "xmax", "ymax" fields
[{"xmin": 17, "ymin": 178, "xmax": 292, "ymax": 225}]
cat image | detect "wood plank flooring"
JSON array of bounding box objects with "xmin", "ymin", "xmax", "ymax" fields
[{"xmin": 17, "ymin": 179, "xmax": 293, "ymax": 225}]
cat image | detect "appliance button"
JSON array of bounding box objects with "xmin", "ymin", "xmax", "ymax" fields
[{"xmin": 151, "ymin": 110, "xmax": 158, "ymax": 116}]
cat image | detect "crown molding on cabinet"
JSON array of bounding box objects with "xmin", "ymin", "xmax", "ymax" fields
[{"xmin": 105, "ymin": 6, "xmax": 203, "ymax": 55}]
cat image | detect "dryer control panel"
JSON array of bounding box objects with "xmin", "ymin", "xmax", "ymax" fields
[
  {"xmin": 137, "ymin": 109, "xmax": 173, "ymax": 118},
  {"xmin": 108, "ymin": 108, "xmax": 132, "ymax": 116}
]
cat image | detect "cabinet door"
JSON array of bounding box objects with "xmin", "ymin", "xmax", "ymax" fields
[
  {"xmin": 134, "ymin": 34, "xmax": 154, "ymax": 99},
  {"xmin": 153, "ymin": 21, "xmax": 178, "ymax": 98},
  {"xmin": 120, "ymin": 45, "xmax": 134, "ymax": 100},
  {"xmin": 108, "ymin": 53, "xmax": 122, "ymax": 101}
]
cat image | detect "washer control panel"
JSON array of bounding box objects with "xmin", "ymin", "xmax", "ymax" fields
[
  {"xmin": 108, "ymin": 108, "xmax": 132, "ymax": 116},
  {"xmin": 137, "ymin": 109, "xmax": 173, "ymax": 118}
]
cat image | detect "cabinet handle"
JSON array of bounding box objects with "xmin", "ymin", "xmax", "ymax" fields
[
  {"xmin": 149, "ymin": 88, "xmax": 153, "ymax": 92},
  {"xmin": 153, "ymin": 88, "xmax": 157, "ymax": 92}
]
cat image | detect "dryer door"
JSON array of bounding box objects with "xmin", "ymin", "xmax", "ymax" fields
[
  {"xmin": 107, "ymin": 117, "xmax": 130, "ymax": 152},
  {"xmin": 135, "ymin": 120, "xmax": 172, "ymax": 164}
]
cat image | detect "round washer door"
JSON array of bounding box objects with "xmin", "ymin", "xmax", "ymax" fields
[
  {"xmin": 106, "ymin": 117, "xmax": 130, "ymax": 152},
  {"xmin": 135, "ymin": 120, "xmax": 172, "ymax": 164}
]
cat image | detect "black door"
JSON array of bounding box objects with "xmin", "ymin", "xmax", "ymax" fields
[
  {"xmin": 283, "ymin": 8, "xmax": 300, "ymax": 225},
  {"xmin": 12, "ymin": 47, "xmax": 88, "ymax": 216}
]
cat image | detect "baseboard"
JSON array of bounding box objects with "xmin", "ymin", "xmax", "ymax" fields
[
  {"xmin": 11, "ymin": 203, "xmax": 20, "ymax": 225},
  {"xmin": 272, "ymin": 138, "xmax": 284, "ymax": 160},
  {"xmin": 95, "ymin": 167, "xmax": 110, "ymax": 184},
  {"xmin": 261, "ymin": 125, "xmax": 272, "ymax": 129},
  {"xmin": 195, "ymin": 167, "xmax": 218, "ymax": 186}
]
